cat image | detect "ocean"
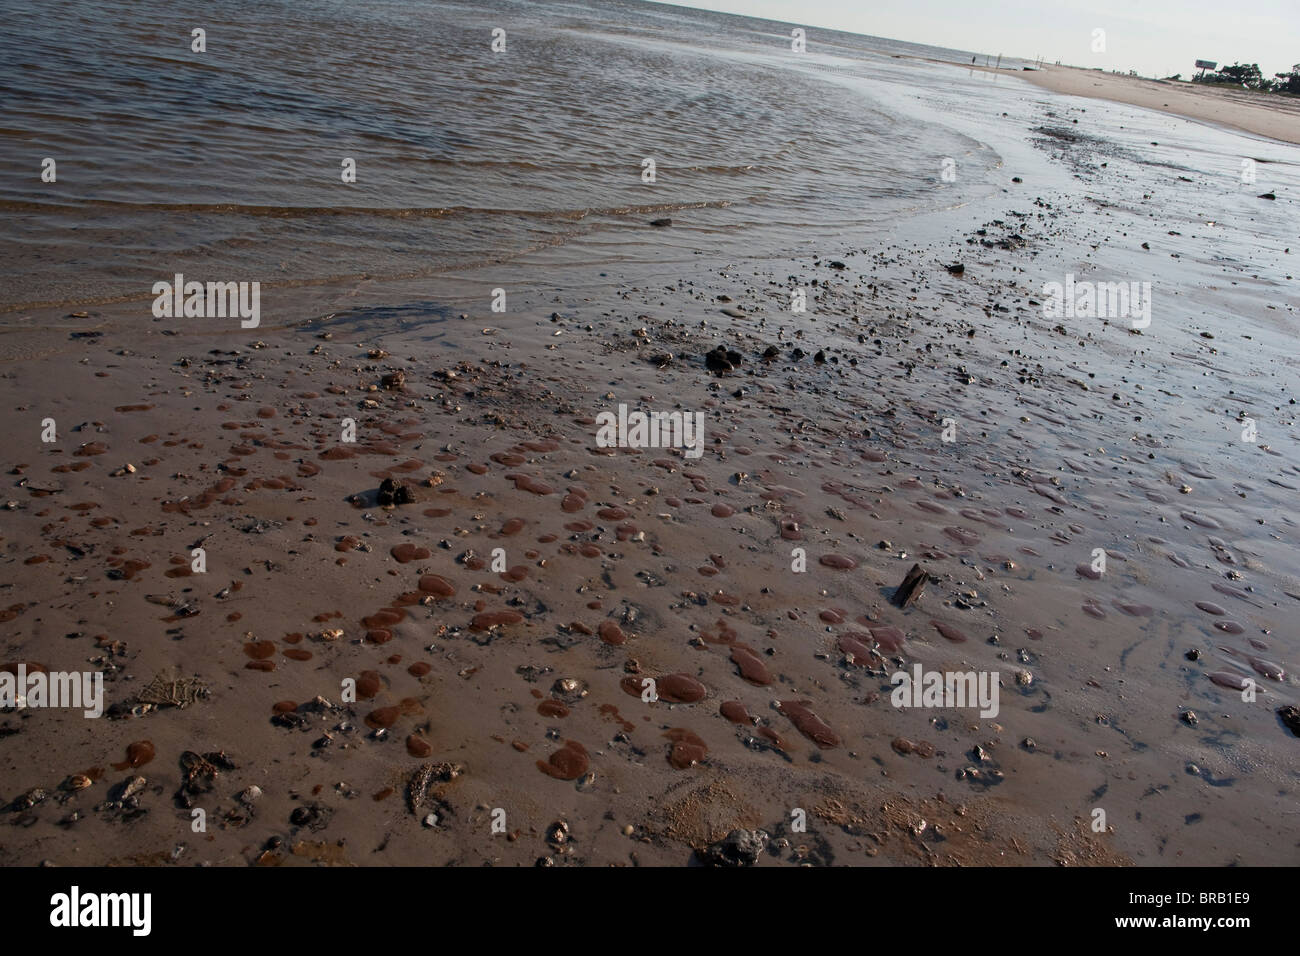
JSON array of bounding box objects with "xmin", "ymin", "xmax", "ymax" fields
[{"xmin": 0, "ymin": 0, "xmax": 1012, "ymax": 309}]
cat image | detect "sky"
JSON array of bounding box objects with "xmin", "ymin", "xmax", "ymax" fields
[{"xmin": 656, "ymin": 0, "xmax": 1300, "ymax": 79}]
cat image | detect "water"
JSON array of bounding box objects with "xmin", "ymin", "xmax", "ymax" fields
[{"xmin": 0, "ymin": 0, "xmax": 1003, "ymax": 309}]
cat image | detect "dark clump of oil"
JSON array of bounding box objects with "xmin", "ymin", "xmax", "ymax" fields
[
  {"xmin": 112, "ymin": 740, "xmax": 156, "ymax": 771},
  {"xmin": 729, "ymin": 644, "xmax": 772, "ymax": 685},
  {"xmin": 538, "ymin": 699, "xmax": 570, "ymax": 718},
  {"xmin": 720, "ymin": 700, "xmax": 752, "ymax": 723},
  {"xmin": 664, "ymin": 728, "xmax": 708, "ymax": 768},
  {"xmin": 365, "ymin": 706, "xmax": 403, "ymax": 730},
  {"xmin": 470, "ymin": 610, "xmax": 524, "ymax": 630},
  {"xmin": 777, "ymin": 700, "xmax": 840, "ymax": 748},
  {"xmin": 537, "ymin": 740, "xmax": 588, "ymax": 779},
  {"xmin": 658, "ymin": 673, "xmax": 707, "ymax": 703}
]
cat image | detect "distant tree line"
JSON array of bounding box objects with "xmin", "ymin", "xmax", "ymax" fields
[{"xmin": 1188, "ymin": 62, "xmax": 1300, "ymax": 93}]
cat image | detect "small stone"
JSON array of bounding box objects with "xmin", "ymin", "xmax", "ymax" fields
[
  {"xmin": 705, "ymin": 347, "xmax": 734, "ymax": 374},
  {"xmin": 289, "ymin": 805, "xmax": 319, "ymax": 827},
  {"xmin": 1278, "ymin": 705, "xmax": 1300, "ymax": 737},
  {"xmin": 14, "ymin": 787, "xmax": 47, "ymax": 809},
  {"xmin": 699, "ymin": 828, "xmax": 768, "ymax": 867}
]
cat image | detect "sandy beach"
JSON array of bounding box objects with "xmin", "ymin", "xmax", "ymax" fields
[
  {"xmin": 1, "ymin": 0, "xmax": 1297, "ymax": 871},
  {"xmin": 1018, "ymin": 64, "xmax": 1300, "ymax": 145}
]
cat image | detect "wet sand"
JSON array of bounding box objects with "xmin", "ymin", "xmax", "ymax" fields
[{"xmin": 1, "ymin": 74, "xmax": 1297, "ymax": 869}]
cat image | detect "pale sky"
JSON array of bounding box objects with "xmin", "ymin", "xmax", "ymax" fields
[{"xmin": 657, "ymin": 0, "xmax": 1300, "ymax": 79}]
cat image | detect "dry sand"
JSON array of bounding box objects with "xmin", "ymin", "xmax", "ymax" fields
[{"xmin": 1017, "ymin": 64, "xmax": 1300, "ymax": 146}]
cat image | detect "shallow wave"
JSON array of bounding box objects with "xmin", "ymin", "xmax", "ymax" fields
[
  {"xmin": 0, "ymin": 198, "xmax": 736, "ymax": 220},
  {"xmin": 0, "ymin": 0, "xmax": 1001, "ymax": 307}
]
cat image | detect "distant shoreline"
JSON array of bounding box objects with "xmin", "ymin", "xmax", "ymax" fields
[{"xmin": 1010, "ymin": 63, "xmax": 1300, "ymax": 146}]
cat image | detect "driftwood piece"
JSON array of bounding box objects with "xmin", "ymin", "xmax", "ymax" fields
[{"xmin": 892, "ymin": 563, "xmax": 930, "ymax": 608}]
